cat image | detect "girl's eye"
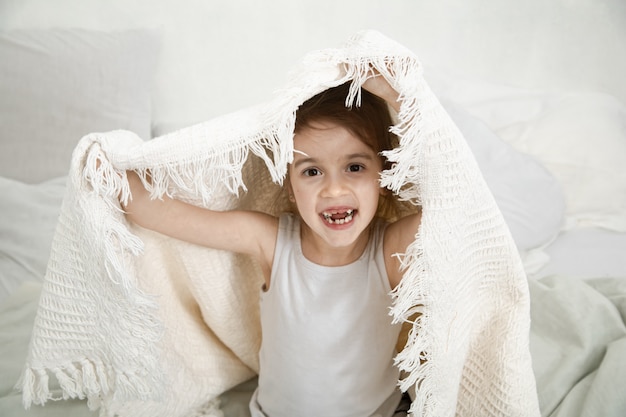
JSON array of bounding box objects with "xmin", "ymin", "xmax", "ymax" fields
[
  {"xmin": 348, "ymin": 164, "xmax": 364, "ymax": 172},
  {"xmin": 303, "ymin": 168, "xmax": 321, "ymax": 177}
]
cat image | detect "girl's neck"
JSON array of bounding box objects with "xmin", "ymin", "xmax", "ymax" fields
[{"xmin": 299, "ymin": 222, "xmax": 372, "ymax": 267}]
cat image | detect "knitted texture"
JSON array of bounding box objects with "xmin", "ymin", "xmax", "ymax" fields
[{"xmin": 18, "ymin": 30, "xmax": 540, "ymax": 417}]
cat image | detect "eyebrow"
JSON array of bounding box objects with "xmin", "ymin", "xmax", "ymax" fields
[{"xmin": 292, "ymin": 152, "xmax": 375, "ymax": 169}]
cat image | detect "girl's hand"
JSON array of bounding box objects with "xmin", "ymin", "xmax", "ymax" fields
[{"xmin": 361, "ymin": 69, "xmax": 400, "ymax": 112}]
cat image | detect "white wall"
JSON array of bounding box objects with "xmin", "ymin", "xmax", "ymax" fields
[{"xmin": 1, "ymin": 0, "xmax": 624, "ymax": 130}]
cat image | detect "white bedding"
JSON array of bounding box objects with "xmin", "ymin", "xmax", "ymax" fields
[
  {"xmin": 1, "ymin": 75, "xmax": 625, "ymax": 417},
  {"xmin": 529, "ymin": 276, "xmax": 626, "ymax": 416},
  {"xmin": 1, "ymin": 1, "xmax": 626, "ymax": 415},
  {"xmin": 2, "ymin": 268, "xmax": 624, "ymax": 417},
  {"xmin": 1, "ymin": 84, "xmax": 625, "ymax": 415}
]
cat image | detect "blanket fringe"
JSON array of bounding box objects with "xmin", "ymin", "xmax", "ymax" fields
[
  {"xmin": 18, "ymin": 359, "xmax": 113, "ymax": 410},
  {"xmin": 114, "ymin": 119, "xmax": 294, "ymax": 208},
  {"xmin": 390, "ymin": 229, "xmax": 435, "ymax": 417}
]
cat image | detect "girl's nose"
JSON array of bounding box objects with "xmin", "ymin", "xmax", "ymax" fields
[{"xmin": 321, "ymin": 174, "xmax": 347, "ymax": 197}]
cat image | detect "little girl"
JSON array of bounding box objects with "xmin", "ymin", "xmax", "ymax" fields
[{"xmin": 123, "ymin": 75, "xmax": 421, "ymax": 417}]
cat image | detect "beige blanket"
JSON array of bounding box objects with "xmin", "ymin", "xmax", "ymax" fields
[{"xmin": 19, "ymin": 30, "xmax": 539, "ymax": 417}]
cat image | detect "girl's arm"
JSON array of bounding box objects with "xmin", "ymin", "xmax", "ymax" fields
[
  {"xmin": 361, "ymin": 70, "xmax": 401, "ymax": 113},
  {"xmin": 124, "ymin": 171, "xmax": 278, "ymax": 279}
]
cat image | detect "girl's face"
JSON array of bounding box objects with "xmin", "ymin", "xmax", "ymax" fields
[{"xmin": 289, "ymin": 120, "xmax": 384, "ymax": 263}]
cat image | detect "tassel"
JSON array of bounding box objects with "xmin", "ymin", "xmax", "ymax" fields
[
  {"xmin": 16, "ymin": 368, "xmax": 51, "ymax": 407},
  {"xmin": 81, "ymin": 359, "xmax": 100, "ymax": 397},
  {"xmin": 34, "ymin": 369, "xmax": 50, "ymax": 404},
  {"xmin": 18, "ymin": 368, "xmax": 35, "ymax": 409},
  {"xmin": 94, "ymin": 359, "xmax": 110, "ymax": 395},
  {"xmin": 54, "ymin": 365, "xmax": 81, "ymax": 400}
]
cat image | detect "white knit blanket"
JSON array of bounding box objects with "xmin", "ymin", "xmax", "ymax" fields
[{"xmin": 19, "ymin": 31, "xmax": 540, "ymax": 417}]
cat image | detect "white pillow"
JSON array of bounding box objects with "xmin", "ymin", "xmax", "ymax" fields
[
  {"xmin": 495, "ymin": 93, "xmax": 626, "ymax": 231},
  {"xmin": 0, "ymin": 176, "xmax": 65, "ymax": 304},
  {"xmin": 532, "ymin": 228, "xmax": 626, "ymax": 280},
  {"xmin": 442, "ymin": 100, "xmax": 565, "ymax": 251},
  {"xmin": 0, "ymin": 29, "xmax": 160, "ymax": 183}
]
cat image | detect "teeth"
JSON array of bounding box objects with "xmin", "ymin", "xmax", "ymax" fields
[{"xmin": 322, "ymin": 209, "xmax": 354, "ymax": 224}]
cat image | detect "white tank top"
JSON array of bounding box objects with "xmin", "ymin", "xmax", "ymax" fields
[{"xmin": 250, "ymin": 213, "xmax": 402, "ymax": 417}]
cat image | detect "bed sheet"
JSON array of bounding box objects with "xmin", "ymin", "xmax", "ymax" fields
[
  {"xmin": 2, "ymin": 275, "xmax": 625, "ymax": 417},
  {"xmin": 529, "ymin": 275, "xmax": 626, "ymax": 416}
]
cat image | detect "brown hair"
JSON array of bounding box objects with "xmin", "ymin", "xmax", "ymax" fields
[{"xmin": 295, "ymin": 82, "xmax": 396, "ymax": 171}]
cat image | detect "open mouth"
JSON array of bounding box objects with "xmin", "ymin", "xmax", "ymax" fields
[{"xmin": 321, "ymin": 209, "xmax": 355, "ymax": 225}]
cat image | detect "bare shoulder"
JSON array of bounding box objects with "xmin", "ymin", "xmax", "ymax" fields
[{"xmin": 383, "ymin": 210, "xmax": 422, "ymax": 288}]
